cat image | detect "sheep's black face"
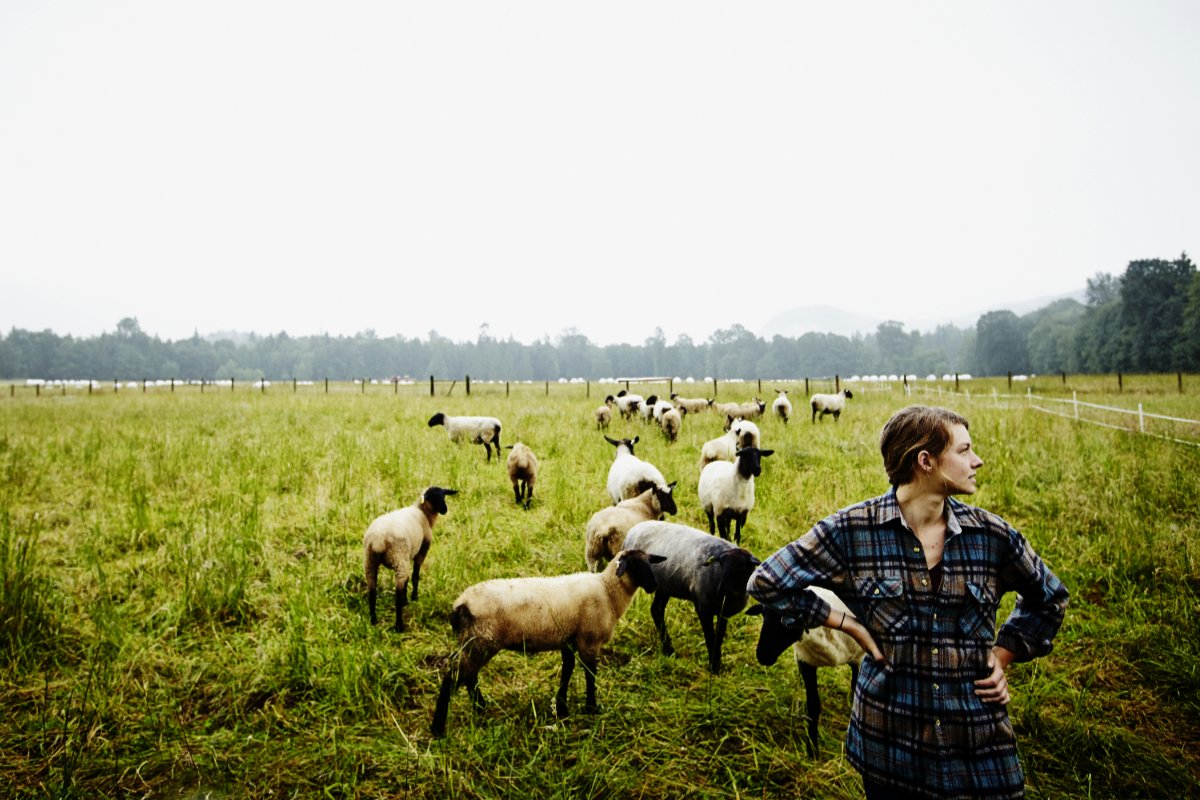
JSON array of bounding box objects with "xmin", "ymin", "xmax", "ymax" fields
[
  {"xmin": 428, "ymin": 413, "xmax": 445, "ymax": 427},
  {"xmin": 745, "ymin": 604, "xmax": 801, "ymax": 666},
  {"xmin": 656, "ymin": 483, "xmax": 678, "ymax": 516},
  {"xmin": 424, "ymin": 486, "xmax": 458, "ymax": 514},
  {"xmin": 844, "ymin": 390, "xmax": 854, "ymax": 399},
  {"xmin": 616, "ymin": 550, "xmax": 666, "ymax": 593},
  {"xmin": 716, "ymin": 549, "xmax": 762, "ymax": 617},
  {"xmin": 606, "ymin": 435, "xmax": 637, "ymax": 454},
  {"xmin": 735, "ymin": 448, "xmax": 774, "ymax": 479}
]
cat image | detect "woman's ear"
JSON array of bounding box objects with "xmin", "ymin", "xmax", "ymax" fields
[{"xmin": 917, "ymin": 450, "xmax": 935, "ymax": 473}]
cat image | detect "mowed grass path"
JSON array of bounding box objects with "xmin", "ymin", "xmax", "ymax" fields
[{"xmin": 1, "ymin": 378, "xmax": 1198, "ymax": 799}]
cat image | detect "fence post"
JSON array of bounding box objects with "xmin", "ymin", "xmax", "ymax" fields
[
  {"xmin": 1118, "ymin": 372, "xmax": 1123, "ymax": 392},
  {"xmin": 170, "ymin": 378, "xmax": 175, "ymax": 393},
  {"xmin": 325, "ymin": 378, "xmax": 329, "ymax": 394},
  {"xmin": 506, "ymin": 381, "xmax": 510, "ymax": 397},
  {"xmin": 394, "ymin": 379, "xmax": 398, "ymax": 395},
  {"xmin": 587, "ymin": 381, "xmax": 590, "ymax": 399},
  {"xmin": 757, "ymin": 379, "xmax": 762, "ymax": 395},
  {"xmin": 200, "ymin": 381, "xmax": 204, "ymax": 394},
  {"xmin": 835, "ymin": 375, "xmax": 841, "ymax": 393},
  {"xmin": 1138, "ymin": 403, "xmax": 1145, "ymax": 433},
  {"xmin": 1007, "ymin": 372, "xmax": 1012, "ymax": 390},
  {"xmin": 142, "ymin": 379, "xmax": 147, "ymax": 394},
  {"xmin": 954, "ymin": 373, "xmax": 960, "ymax": 392},
  {"xmin": 804, "ymin": 378, "xmax": 809, "ymax": 396},
  {"xmin": 294, "ymin": 378, "xmax": 297, "ymax": 394},
  {"xmin": 1062, "ymin": 371, "xmax": 1067, "ymax": 385},
  {"xmin": 545, "ymin": 381, "xmax": 549, "ymax": 396},
  {"xmin": 262, "ymin": 379, "xmax": 267, "ymax": 395},
  {"xmin": 430, "ymin": 375, "xmax": 435, "ymax": 397},
  {"xmin": 231, "ymin": 378, "xmax": 235, "ymax": 393},
  {"xmin": 1073, "ymin": 391, "xmax": 1079, "ymax": 420},
  {"xmin": 712, "ymin": 378, "xmax": 718, "ymax": 397},
  {"xmin": 361, "ymin": 379, "xmax": 366, "ymax": 395},
  {"xmin": 466, "ymin": 375, "xmax": 471, "ymax": 396}
]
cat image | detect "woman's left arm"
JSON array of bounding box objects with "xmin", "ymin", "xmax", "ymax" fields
[{"xmin": 995, "ymin": 528, "xmax": 1070, "ymax": 663}]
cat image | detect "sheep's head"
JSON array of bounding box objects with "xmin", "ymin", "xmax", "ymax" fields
[
  {"xmin": 735, "ymin": 447, "xmax": 774, "ymax": 478},
  {"xmin": 614, "ymin": 549, "xmax": 667, "ymax": 594},
  {"xmin": 703, "ymin": 548, "xmax": 762, "ymax": 618},
  {"xmin": 843, "ymin": 389, "xmax": 854, "ymax": 399},
  {"xmin": 422, "ymin": 486, "xmax": 459, "ymax": 515},
  {"xmin": 605, "ymin": 435, "xmax": 638, "ymax": 454},
  {"xmin": 745, "ymin": 604, "xmax": 802, "ymax": 665},
  {"xmin": 654, "ymin": 482, "xmax": 678, "ymax": 516}
]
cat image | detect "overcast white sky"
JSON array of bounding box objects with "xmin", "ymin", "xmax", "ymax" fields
[{"xmin": 2, "ymin": 2, "xmax": 1197, "ymax": 346}]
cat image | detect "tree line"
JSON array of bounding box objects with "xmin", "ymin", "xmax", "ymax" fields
[{"xmin": 3, "ymin": 255, "xmax": 1196, "ymax": 382}]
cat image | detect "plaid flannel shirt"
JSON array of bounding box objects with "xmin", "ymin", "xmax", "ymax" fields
[{"xmin": 747, "ymin": 488, "xmax": 1068, "ymax": 799}]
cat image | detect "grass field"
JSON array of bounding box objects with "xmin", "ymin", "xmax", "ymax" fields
[{"xmin": 1, "ymin": 376, "xmax": 1198, "ymax": 799}]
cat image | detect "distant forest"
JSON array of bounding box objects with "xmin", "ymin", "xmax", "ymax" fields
[{"xmin": 3, "ymin": 256, "xmax": 1197, "ymax": 381}]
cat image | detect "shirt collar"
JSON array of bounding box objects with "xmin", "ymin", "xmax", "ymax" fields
[{"xmin": 883, "ymin": 485, "xmax": 966, "ymax": 537}]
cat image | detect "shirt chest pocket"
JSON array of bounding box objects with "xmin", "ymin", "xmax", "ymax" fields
[
  {"xmin": 957, "ymin": 581, "xmax": 998, "ymax": 639},
  {"xmin": 855, "ymin": 575, "xmax": 910, "ymax": 635}
]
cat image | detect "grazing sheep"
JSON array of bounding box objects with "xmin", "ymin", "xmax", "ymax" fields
[
  {"xmin": 809, "ymin": 389, "xmax": 853, "ymax": 423},
  {"xmin": 698, "ymin": 446, "xmax": 774, "ymax": 544},
  {"xmin": 637, "ymin": 394, "xmax": 659, "ymax": 423},
  {"xmin": 605, "ymin": 435, "xmax": 669, "ymax": 504},
  {"xmin": 429, "ymin": 549, "xmax": 666, "ymax": 737},
  {"xmin": 505, "ymin": 443, "xmax": 538, "ymax": 509},
  {"xmin": 699, "ymin": 420, "xmax": 761, "ymax": 468},
  {"xmin": 670, "ymin": 394, "xmax": 712, "ymax": 414},
  {"xmin": 363, "ymin": 486, "xmax": 458, "ymax": 632},
  {"xmin": 723, "ymin": 399, "xmax": 767, "ymax": 430},
  {"xmin": 613, "ymin": 390, "xmax": 643, "ymax": 420},
  {"xmin": 428, "ymin": 412, "xmax": 504, "ymax": 461},
  {"xmin": 772, "ymin": 390, "xmax": 792, "ymax": 424},
  {"xmin": 622, "ymin": 521, "xmax": 761, "ymax": 673},
  {"xmin": 649, "ymin": 397, "xmax": 675, "ymax": 422},
  {"xmin": 746, "ymin": 587, "xmax": 864, "ymax": 756},
  {"xmin": 585, "ymin": 483, "xmax": 678, "ymax": 572},
  {"xmin": 595, "ymin": 396, "xmax": 615, "ymax": 429},
  {"xmin": 659, "ymin": 406, "xmax": 682, "ymax": 442}
]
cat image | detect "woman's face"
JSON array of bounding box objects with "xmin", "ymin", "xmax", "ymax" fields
[{"xmin": 932, "ymin": 423, "xmax": 984, "ymax": 495}]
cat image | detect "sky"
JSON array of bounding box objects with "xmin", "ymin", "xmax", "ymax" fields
[{"xmin": 1, "ymin": 2, "xmax": 1197, "ymax": 347}]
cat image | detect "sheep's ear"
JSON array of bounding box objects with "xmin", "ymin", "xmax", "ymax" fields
[
  {"xmin": 666, "ymin": 481, "xmax": 677, "ymax": 490},
  {"xmin": 443, "ymin": 488, "xmax": 458, "ymax": 496},
  {"xmin": 649, "ymin": 554, "xmax": 667, "ymax": 564},
  {"xmin": 761, "ymin": 449, "xmax": 775, "ymax": 457},
  {"xmin": 615, "ymin": 557, "xmax": 629, "ymax": 578},
  {"xmin": 605, "ymin": 436, "xmax": 619, "ymax": 446},
  {"xmin": 632, "ymin": 435, "xmax": 640, "ymax": 445}
]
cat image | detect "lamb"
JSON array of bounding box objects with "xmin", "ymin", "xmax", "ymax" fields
[
  {"xmin": 659, "ymin": 406, "xmax": 682, "ymax": 442},
  {"xmin": 605, "ymin": 435, "xmax": 669, "ymax": 504},
  {"xmin": 697, "ymin": 446, "xmax": 774, "ymax": 544},
  {"xmin": 505, "ymin": 442, "xmax": 538, "ymax": 509},
  {"xmin": 622, "ymin": 521, "xmax": 761, "ymax": 673},
  {"xmin": 595, "ymin": 396, "xmax": 615, "ymax": 429},
  {"xmin": 746, "ymin": 586, "xmax": 864, "ymax": 756},
  {"xmin": 809, "ymin": 389, "xmax": 853, "ymax": 423},
  {"xmin": 429, "ymin": 549, "xmax": 666, "ymax": 737},
  {"xmin": 362, "ymin": 486, "xmax": 458, "ymax": 632},
  {"xmin": 585, "ymin": 483, "xmax": 678, "ymax": 572},
  {"xmin": 699, "ymin": 420, "xmax": 761, "ymax": 468},
  {"xmin": 670, "ymin": 394, "xmax": 712, "ymax": 414},
  {"xmin": 613, "ymin": 390, "xmax": 643, "ymax": 420},
  {"xmin": 772, "ymin": 390, "xmax": 792, "ymax": 424},
  {"xmin": 427, "ymin": 412, "xmax": 503, "ymax": 461}
]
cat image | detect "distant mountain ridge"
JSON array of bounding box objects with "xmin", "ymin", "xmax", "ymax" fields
[{"xmin": 758, "ymin": 290, "xmax": 1086, "ymax": 340}]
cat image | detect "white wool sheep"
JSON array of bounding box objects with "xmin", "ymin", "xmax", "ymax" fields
[
  {"xmin": 585, "ymin": 483, "xmax": 678, "ymax": 572},
  {"xmin": 809, "ymin": 389, "xmax": 853, "ymax": 423},
  {"xmin": 429, "ymin": 549, "xmax": 666, "ymax": 737},
  {"xmin": 670, "ymin": 394, "xmax": 712, "ymax": 414},
  {"xmin": 613, "ymin": 390, "xmax": 643, "ymax": 420},
  {"xmin": 362, "ymin": 486, "xmax": 458, "ymax": 632},
  {"xmin": 427, "ymin": 412, "xmax": 504, "ymax": 461},
  {"xmin": 697, "ymin": 446, "xmax": 773, "ymax": 544},
  {"xmin": 595, "ymin": 396, "xmax": 615, "ymax": 429},
  {"xmin": 649, "ymin": 397, "xmax": 675, "ymax": 422},
  {"xmin": 659, "ymin": 406, "xmax": 682, "ymax": 442},
  {"xmin": 746, "ymin": 586, "xmax": 864, "ymax": 756},
  {"xmin": 622, "ymin": 521, "xmax": 761, "ymax": 673},
  {"xmin": 719, "ymin": 398, "xmax": 766, "ymax": 429},
  {"xmin": 772, "ymin": 390, "xmax": 792, "ymax": 424},
  {"xmin": 698, "ymin": 420, "xmax": 761, "ymax": 468},
  {"xmin": 605, "ymin": 435, "xmax": 669, "ymax": 504},
  {"xmin": 505, "ymin": 442, "xmax": 538, "ymax": 509}
]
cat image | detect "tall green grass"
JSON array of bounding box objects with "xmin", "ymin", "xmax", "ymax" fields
[{"xmin": 0, "ymin": 380, "xmax": 1197, "ymax": 798}]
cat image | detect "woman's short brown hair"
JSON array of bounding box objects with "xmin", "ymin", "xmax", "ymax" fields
[{"xmin": 880, "ymin": 405, "xmax": 969, "ymax": 487}]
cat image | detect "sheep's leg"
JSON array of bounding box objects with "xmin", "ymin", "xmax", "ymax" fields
[
  {"xmin": 717, "ymin": 514, "xmax": 731, "ymax": 541},
  {"xmin": 412, "ymin": 542, "xmax": 430, "ymax": 601},
  {"xmin": 512, "ymin": 481, "xmax": 522, "ymax": 505},
  {"xmin": 580, "ymin": 651, "xmax": 599, "ymax": 713},
  {"xmin": 799, "ymin": 661, "xmax": 821, "ymax": 757},
  {"xmin": 705, "ymin": 509, "xmax": 716, "ymax": 536},
  {"xmin": 833, "ymin": 410, "xmax": 841, "ymax": 422},
  {"xmin": 393, "ymin": 578, "xmax": 408, "ymax": 633},
  {"xmin": 365, "ymin": 562, "xmax": 379, "ymax": 625},
  {"xmin": 556, "ymin": 646, "xmax": 576, "ymax": 718},
  {"xmin": 695, "ymin": 606, "xmax": 722, "ymax": 673},
  {"xmin": 650, "ymin": 593, "xmax": 674, "ymax": 656},
  {"xmin": 431, "ymin": 670, "xmax": 457, "ymax": 737}
]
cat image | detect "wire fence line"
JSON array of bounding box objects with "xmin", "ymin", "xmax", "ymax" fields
[{"xmin": 906, "ymin": 383, "xmax": 1200, "ymax": 448}]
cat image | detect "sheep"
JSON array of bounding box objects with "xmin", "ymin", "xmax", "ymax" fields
[
  {"xmin": 649, "ymin": 397, "xmax": 675, "ymax": 422},
  {"xmin": 585, "ymin": 483, "xmax": 678, "ymax": 572},
  {"xmin": 604, "ymin": 435, "xmax": 669, "ymax": 504},
  {"xmin": 697, "ymin": 446, "xmax": 773, "ymax": 544},
  {"xmin": 613, "ymin": 390, "xmax": 643, "ymax": 420},
  {"xmin": 724, "ymin": 398, "xmax": 767, "ymax": 429},
  {"xmin": 809, "ymin": 389, "xmax": 853, "ymax": 423},
  {"xmin": 595, "ymin": 396, "xmax": 615, "ymax": 429},
  {"xmin": 622, "ymin": 521, "xmax": 761, "ymax": 673},
  {"xmin": 772, "ymin": 390, "xmax": 792, "ymax": 424},
  {"xmin": 429, "ymin": 549, "xmax": 666, "ymax": 737},
  {"xmin": 659, "ymin": 406, "xmax": 682, "ymax": 442},
  {"xmin": 698, "ymin": 419, "xmax": 761, "ymax": 467},
  {"xmin": 428, "ymin": 412, "xmax": 503, "ymax": 461},
  {"xmin": 505, "ymin": 442, "xmax": 538, "ymax": 509},
  {"xmin": 670, "ymin": 394, "xmax": 712, "ymax": 414},
  {"xmin": 362, "ymin": 486, "xmax": 458, "ymax": 632},
  {"xmin": 746, "ymin": 586, "xmax": 864, "ymax": 757}
]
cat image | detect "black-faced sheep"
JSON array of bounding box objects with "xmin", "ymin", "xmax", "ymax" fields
[
  {"xmin": 670, "ymin": 393, "xmax": 712, "ymax": 414},
  {"xmin": 697, "ymin": 446, "xmax": 774, "ymax": 544},
  {"xmin": 605, "ymin": 435, "xmax": 669, "ymax": 504},
  {"xmin": 429, "ymin": 549, "xmax": 666, "ymax": 737},
  {"xmin": 505, "ymin": 442, "xmax": 538, "ymax": 509},
  {"xmin": 723, "ymin": 399, "xmax": 766, "ymax": 430},
  {"xmin": 699, "ymin": 420, "xmax": 760, "ymax": 467},
  {"xmin": 595, "ymin": 396, "xmax": 615, "ymax": 429},
  {"xmin": 659, "ymin": 406, "xmax": 682, "ymax": 442},
  {"xmin": 613, "ymin": 390, "xmax": 643, "ymax": 420},
  {"xmin": 772, "ymin": 390, "xmax": 792, "ymax": 424},
  {"xmin": 585, "ymin": 483, "xmax": 678, "ymax": 572},
  {"xmin": 746, "ymin": 586, "xmax": 864, "ymax": 756},
  {"xmin": 363, "ymin": 486, "xmax": 458, "ymax": 632},
  {"xmin": 428, "ymin": 412, "xmax": 503, "ymax": 461},
  {"xmin": 622, "ymin": 521, "xmax": 760, "ymax": 674},
  {"xmin": 809, "ymin": 389, "xmax": 853, "ymax": 423}
]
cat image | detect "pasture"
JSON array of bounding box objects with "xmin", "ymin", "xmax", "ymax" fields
[{"xmin": 1, "ymin": 376, "xmax": 1198, "ymax": 799}]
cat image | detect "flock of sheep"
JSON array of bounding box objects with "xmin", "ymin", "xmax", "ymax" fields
[{"xmin": 364, "ymin": 391, "xmax": 860, "ymax": 749}]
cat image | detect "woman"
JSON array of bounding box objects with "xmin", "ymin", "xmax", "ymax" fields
[{"xmin": 747, "ymin": 405, "xmax": 1068, "ymax": 799}]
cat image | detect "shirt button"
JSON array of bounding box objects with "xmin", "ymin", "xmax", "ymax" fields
[
  {"xmin": 913, "ymin": 546, "xmax": 921, "ymax": 553},
  {"xmin": 934, "ymin": 683, "xmax": 940, "ymax": 691},
  {"xmin": 921, "ymin": 579, "xmax": 928, "ymax": 586},
  {"xmin": 874, "ymin": 588, "xmax": 881, "ymax": 595},
  {"xmin": 935, "ymin": 719, "xmax": 942, "ymax": 727},
  {"xmin": 932, "ymin": 647, "xmax": 939, "ymax": 655}
]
